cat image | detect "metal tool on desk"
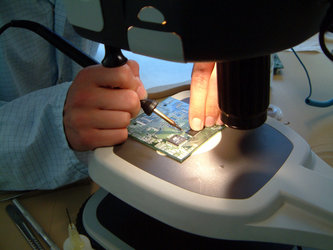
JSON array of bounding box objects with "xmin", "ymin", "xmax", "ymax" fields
[
  {"xmin": 6, "ymin": 199, "xmax": 59, "ymax": 250},
  {"xmin": 6, "ymin": 204, "xmax": 45, "ymax": 250},
  {"xmin": 12, "ymin": 199, "xmax": 60, "ymax": 250}
]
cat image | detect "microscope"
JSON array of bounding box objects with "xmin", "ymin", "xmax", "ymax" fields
[{"xmin": 62, "ymin": 1, "xmax": 333, "ymax": 249}]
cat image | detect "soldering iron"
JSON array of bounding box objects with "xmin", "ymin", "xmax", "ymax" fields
[{"xmin": 0, "ymin": 20, "xmax": 182, "ymax": 131}]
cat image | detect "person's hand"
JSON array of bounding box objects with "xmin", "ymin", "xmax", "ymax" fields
[
  {"xmin": 189, "ymin": 62, "xmax": 222, "ymax": 131},
  {"xmin": 63, "ymin": 60, "xmax": 147, "ymax": 151}
]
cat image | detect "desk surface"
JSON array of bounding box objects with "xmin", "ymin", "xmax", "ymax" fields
[
  {"xmin": 1, "ymin": 51, "xmax": 333, "ymax": 249},
  {"xmin": 270, "ymin": 51, "xmax": 333, "ymax": 166}
]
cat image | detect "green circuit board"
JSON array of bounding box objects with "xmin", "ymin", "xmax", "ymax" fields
[{"xmin": 128, "ymin": 97, "xmax": 224, "ymax": 162}]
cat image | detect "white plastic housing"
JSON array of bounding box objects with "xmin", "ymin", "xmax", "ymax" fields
[{"xmin": 89, "ymin": 93, "xmax": 333, "ymax": 249}]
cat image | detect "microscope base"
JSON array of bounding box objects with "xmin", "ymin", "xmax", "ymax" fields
[{"xmin": 78, "ymin": 188, "xmax": 293, "ymax": 250}]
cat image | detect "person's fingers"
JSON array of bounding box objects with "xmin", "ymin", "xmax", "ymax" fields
[
  {"xmin": 91, "ymin": 110, "xmax": 131, "ymax": 129},
  {"xmin": 189, "ymin": 62, "xmax": 215, "ymax": 131},
  {"xmin": 66, "ymin": 86, "xmax": 141, "ymax": 118},
  {"xmin": 64, "ymin": 62, "xmax": 148, "ymax": 151},
  {"xmin": 94, "ymin": 88, "xmax": 141, "ymax": 117},
  {"xmin": 204, "ymin": 64, "xmax": 221, "ymax": 127},
  {"xmin": 127, "ymin": 60, "xmax": 147, "ymax": 99},
  {"xmin": 66, "ymin": 127, "xmax": 129, "ymax": 151},
  {"xmin": 76, "ymin": 64, "xmax": 141, "ymax": 91},
  {"xmin": 67, "ymin": 109, "xmax": 131, "ymax": 130},
  {"xmin": 127, "ymin": 60, "xmax": 140, "ymax": 77},
  {"xmin": 89, "ymin": 128, "xmax": 129, "ymax": 149}
]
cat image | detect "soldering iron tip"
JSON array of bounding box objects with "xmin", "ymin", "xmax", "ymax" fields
[{"xmin": 175, "ymin": 124, "xmax": 182, "ymax": 131}]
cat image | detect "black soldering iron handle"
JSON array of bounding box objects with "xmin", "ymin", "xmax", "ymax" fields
[
  {"xmin": 101, "ymin": 46, "xmax": 157, "ymax": 116},
  {"xmin": 102, "ymin": 45, "xmax": 128, "ymax": 67}
]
